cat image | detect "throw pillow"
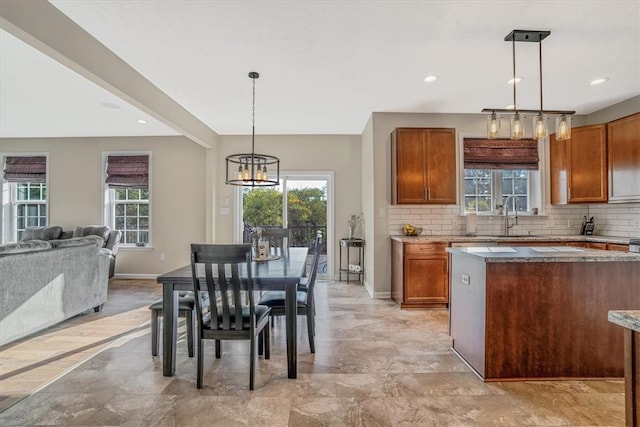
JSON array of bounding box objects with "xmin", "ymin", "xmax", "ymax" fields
[
  {"xmin": 21, "ymin": 226, "xmax": 63, "ymax": 241},
  {"xmin": 73, "ymin": 225, "xmax": 110, "ymax": 244}
]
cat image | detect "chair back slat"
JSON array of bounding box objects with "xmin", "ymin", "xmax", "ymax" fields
[
  {"xmin": 190, "ymin": 243, "xmax": 254, "ymax": 333},
  {"xmin": 260, "ymin": 228, "xmax": 290, "ymax": 257},
  {"xmin": 306, "ymin": 235, "xmax": 323, "ymax": 306}
]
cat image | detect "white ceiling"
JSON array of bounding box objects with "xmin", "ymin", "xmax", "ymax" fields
[{"xmin": 1, "ymin": 1, "xmax": 639, "ymax": 139}]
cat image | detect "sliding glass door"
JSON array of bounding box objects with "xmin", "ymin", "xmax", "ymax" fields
[{"xmin": 240, "ymin": 172, "xmax": 332, "ymax": 277}]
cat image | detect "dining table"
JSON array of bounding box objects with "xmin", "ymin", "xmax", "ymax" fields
[{"xmin": 156, "ymin": 246, "xmax": 308, "ymax": 379}]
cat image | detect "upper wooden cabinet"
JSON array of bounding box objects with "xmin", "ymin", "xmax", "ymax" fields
[
  {"xmin": 550, "ymin": 124, "xmax": 608, "ymax": 204},
  {"xmin": 608, "ymin": 113, "xmax": 640, "ymax": 203},
  {"xmin": 391, "ymin": 128, "xmax": 456, "ymax": 204}
]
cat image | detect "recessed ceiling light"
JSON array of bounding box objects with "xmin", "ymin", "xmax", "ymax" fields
[
  {"xmin": 101, "ymin": 102, "xmax": 121, "ymax": 109},
  {"xmin": 590, "ymin": 77, "xmax": 609, "ymax": 86},
  {"xmin": 508, "ymin": 77, "xmax": 522, "ymax": 85},
  {"xmin": 137, "ymin": 119, "xmax": 147, "ymax": 124},
  {"xmin": 423, "ymin": 75, "xmax": 438, "ymax": 83}
]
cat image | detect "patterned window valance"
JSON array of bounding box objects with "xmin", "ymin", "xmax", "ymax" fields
[
  {"xmin": 3, "ymin": 156, "xmax": 47, "ymax": 183},
  {"xmin": 105, "ymin": 155, "xmax": 149, "ymax": 188},
  {"xmin": 463, "ymin": 138, "xmax": 539, "ymax": 170}
]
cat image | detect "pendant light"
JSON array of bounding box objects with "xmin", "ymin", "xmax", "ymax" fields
[
  {"xmin": 482, "ymin": 30, "xmax": 575, "ymax": 140},
  {"xmin": 225, "ymin": 72, "xmax": 280, "ymax": 187}
]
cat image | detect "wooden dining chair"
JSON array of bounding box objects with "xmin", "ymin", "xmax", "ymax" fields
[
  {"xmin": 149, "ymin": 291, "xmax": 195, "ymax": 357},
  {"xmin": 260, "ymin": 227, "xmax": 290, "ymax": 257},
  {"xmin": 257, "ymin": 235, "xmax": 322, "ymax": 353},
  {"xmin": 190, "ymin": 243, "xmax": 271, "ymax": 390}
]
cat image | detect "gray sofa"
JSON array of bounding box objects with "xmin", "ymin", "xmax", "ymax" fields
[
  {"xmin": 0, "ymin": 236, "xmax": 110, "ymax": 347},
  {"xmin": 21, "ymin": 225, "xmax": 121, "ymax": 278}
]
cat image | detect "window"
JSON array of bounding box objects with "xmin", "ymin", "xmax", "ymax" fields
[
  {"xmin": 15, "ymin": 183, "xmax": 48, "ymax": 240},
  {"xmin": 1, "ymin": 155, "xmax": 48, "ymax": 243},
  {"xmin": 462, "ymin": 138, "xmax": 539, "ymax": 214},
  {"xmin": 464, "ymin": 169, "xmax": 530, "ymax": 213},
  {"xmin": 104, "ymin": 154, "xmax": 150, "ymax": 246}
]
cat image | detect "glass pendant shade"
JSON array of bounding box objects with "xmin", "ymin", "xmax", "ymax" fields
[
  {"xmin": 555, "ymin": 114, "xmax": 572, "ymax": 140},
  {"xmin": 487, "ymin": 112, "xmax": 501, "ymax": 138},
  {"xmin": 510, "ymin": 113, "xmax": 525, "ymax": 139},
  {"xmin": 533, "ymin": 114, "xmax": 548, "ymax": 139}
]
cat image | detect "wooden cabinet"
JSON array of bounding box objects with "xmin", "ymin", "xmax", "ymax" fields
[
  {"xmin": 608, "ymin": 113, "xmax": 640, "ymax": 203},
  {"xmin": 607, "ymin": 243, "xmax": 629, "ymax": 252},
  {"xmin": 391, "ymin": 240, "xmax": 449, "ymax": 308},
  {"xmin": 391, "ymin": 128, "xmax": 456, "ymax": 204},
  {"xmin": 550, "ymin": 124, "xmax": 607, "ymax": 204},
  {"xmin": 587, "ymin": 242, "xmax": 608, "ymax": 250}
]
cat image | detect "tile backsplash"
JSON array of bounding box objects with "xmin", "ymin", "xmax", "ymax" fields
[{"xmin": 388, "ymin": 202, "xmax": 640, "ymax": 239}]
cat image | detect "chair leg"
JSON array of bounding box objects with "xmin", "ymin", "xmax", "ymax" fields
[
  {"xmin": 258, "ymin": 331, "xmax": 264, "ymax": 356},
  {"xmin": 196, "ymin": 338, "xmax": 204, "ymax": 389},
  {"xmin": 249, "ymin": 336, "xmax": 256, "ymax": 390},
  {"xmin": 151, "ymin": 309, "xmax": 159, "ymax": 356},
  {"xmin": 307, "ymin": 309, "xmax": 315, "ymax": 354},
  {"xmin": 186, "ymin": 310, "xmax": 194, "ymax": 358},
  {"xmin": 264, "ymin": 319, "xmax": 271, "ymax": 359},
  {"xmin": 215, "ymin": 340, "xmax": 221, "ymax": 358}
]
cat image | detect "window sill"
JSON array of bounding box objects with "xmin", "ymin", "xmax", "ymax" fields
[{"xmin": 119, "ymin": 245, "xmax": 153, "ymax": 251}]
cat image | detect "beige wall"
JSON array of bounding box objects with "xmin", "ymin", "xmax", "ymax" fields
[
  {"xmin": 214, "ymin": 134, "xmax": 362, "ymax": 277},
  {"xmin": 0, "ymin": 135, "xmax": 209, "ymax": 276}
]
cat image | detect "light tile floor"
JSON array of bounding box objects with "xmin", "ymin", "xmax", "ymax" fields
[{"xmin": 0, "ymin": 279, "xmax": 625, "ymax": 426}]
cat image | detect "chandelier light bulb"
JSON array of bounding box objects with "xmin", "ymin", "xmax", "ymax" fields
[
  {"xmin": 511, "ymin": 113, "xmax": 525, "ymax": 139},
  {"xmin": 555, "ymin": 115, "xmax": 572, "ymax": 140},
  {"xmin": 487, "ymin": 112, "xmax": 501, "ymax": 139},
  {"xmin": 533, "ymin": 114, "xmax": 548, "ymax": 139}
]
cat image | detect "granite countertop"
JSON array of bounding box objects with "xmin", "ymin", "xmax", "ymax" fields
[
  {"xmin": 391, "ymin": 234, "xmax": 633, "ymax": 245},
  {"xmin": 445, "ymin": 246, "xmax": 640, "ymax": 263},
  {"xmin": 608, "ymin": 310, "xmax": 640, "ymax": 333}
]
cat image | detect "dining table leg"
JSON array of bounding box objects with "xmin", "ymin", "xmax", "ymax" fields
[
  {"xmin": 162, "ymin": 284, "xmax": 178, "ymax": 376},
  {"xmin": 285, "ymin": 282, "xmax": 297, "ymax": 379}
]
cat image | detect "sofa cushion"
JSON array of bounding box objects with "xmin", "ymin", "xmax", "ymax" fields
[
  {"xmin": 21, "ymin": 226, "xmax": 63, "ymax": 241},
  {"xmin": 73, "ymin": 226, "xmax": 110, "ymax": 245},
  {"xmin": 52, "ymin": 236, "xmax": 104, "ymax": 250},
  {"xmin": 0, "ymin": 240, "xmax": 52, "ymax": 255}
]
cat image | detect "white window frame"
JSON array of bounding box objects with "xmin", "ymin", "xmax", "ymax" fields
[
  {"xmin": 102, "ymin": 152, "xmax": 152, "ymax": 248},
  {"xmin": 0, "ymin": 153, "xmax": 49, "ymax": 244}
]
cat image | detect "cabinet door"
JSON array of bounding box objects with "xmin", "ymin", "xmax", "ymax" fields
[
  {"xmin": 392, "ymin": 128, "xmax": 456, "ymax": 204},
  {"xmin": 393, "ymin": 128, "xmax": 428, "ymax": 203},
  {"xmin": 586, "ymin": 242, "xmax": 607, "ymax": 250},
  {"xmin": 425, "ymin": 129, "xmax": 457, "ymax": 203},
  {"xmin": 549, "ymin": 134, "xmax": 568, "ymax": 205},
  {"xmin": 404, "ymin": 255, "xmax": 449, "ymax": 304},
  {"xmin": 567, "ymin": 124, "xmax": 607, "ymax": 203},
  {"xmin": 608, "ymin": 113, "xmax": 640, "ymax": 202},
  {"xmin": 607, "ymin": 243, "xmax": 629, "ymax": 252}
]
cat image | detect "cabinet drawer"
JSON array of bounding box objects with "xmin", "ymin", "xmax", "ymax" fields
[{"xmin": 404, "ymin": 243, "xmax": 448, "ymax": 254}]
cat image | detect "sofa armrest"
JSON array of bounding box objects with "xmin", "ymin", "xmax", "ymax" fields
[{"xmin": 105, "ymin": 230, "xmax": 122, "ymax": 256}]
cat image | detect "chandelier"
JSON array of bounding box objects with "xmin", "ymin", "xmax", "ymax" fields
[
  {"xmin": 482, "ymin": 30, "xmax": 575, "ymax": 141},
  {"xmin": 225, "ymin": 72, "xmax": 280, "ymax": 186}
]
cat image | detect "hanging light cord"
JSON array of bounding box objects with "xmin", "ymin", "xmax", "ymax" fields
[
  {"xmin": 251, "ymin": 73, "xmax": 256, "ymax": 159},
  {"xmin": 512, "ymin": 36, "xmax": 517, "ymax": 112},
  {"xmin": 538, "ymin": 37, "xmax": 543, "ymax": 114}
]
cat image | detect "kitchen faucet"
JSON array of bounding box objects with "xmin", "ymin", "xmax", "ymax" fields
[{"xmin": 503, "ymin": 195, "xmax": 521, "ymax": 236}]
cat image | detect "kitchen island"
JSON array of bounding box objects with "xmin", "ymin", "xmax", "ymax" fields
[{"xmin": 447, "ymin": 246, "xmax": 640, "ymax": 381}]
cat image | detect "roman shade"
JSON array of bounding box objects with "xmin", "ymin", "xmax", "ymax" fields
[
  {"xmin": 464, "ymin": 138, "xmax": 539, "ymax": 170},
  {"xmin": 3, "ymin": 156, "xmax": 47, "ymax": 183},
  {"xmin": 105, "ymin": 155, "xmax": 149, "ymax": 188}
]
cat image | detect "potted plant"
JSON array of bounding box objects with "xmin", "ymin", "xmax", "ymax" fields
[
  {"xmin": 348, "ymin": 213, "xmax": 364, "ymax": 239},
  {"xmin": 495, "ymin": 204, "xmax": 504, "ymax": 215}
]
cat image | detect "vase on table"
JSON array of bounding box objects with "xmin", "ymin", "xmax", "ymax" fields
[{"xmin": 348, "ymin": 224, "xmax": 355, "ymax": 240}]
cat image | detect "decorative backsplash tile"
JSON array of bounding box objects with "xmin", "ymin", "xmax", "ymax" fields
[{"xmin": 389, "ymin": 202, "xmax": 640, "ymax": 238}]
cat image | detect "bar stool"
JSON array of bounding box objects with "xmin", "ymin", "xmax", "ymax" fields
[{"xmin": 149, "ymin": 291, "xmax": 195, "ymax": 357}]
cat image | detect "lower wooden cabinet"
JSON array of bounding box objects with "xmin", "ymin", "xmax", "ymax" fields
[{"xmin": 391, "ymin": 240, "xmax": 449, "ymax": 308}]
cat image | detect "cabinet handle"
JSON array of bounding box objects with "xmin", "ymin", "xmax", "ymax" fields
[
  {"xmin": 427, "ymin": 187, "xmax": 431, "ymax": 200},
  {"xmin": 425, "ymin": 188, "xmax": 428, "ymax": 200},
  {"xmin": 568, "ymin": 186, "xmax": 571, "ymax": 200}
]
